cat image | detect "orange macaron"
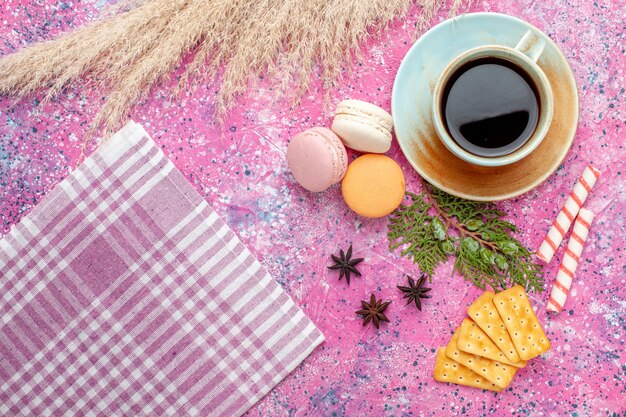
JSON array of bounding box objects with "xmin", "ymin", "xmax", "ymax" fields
[{"xmin": 342, "ymin": 154, "xmax": 405, "ymax": 218}]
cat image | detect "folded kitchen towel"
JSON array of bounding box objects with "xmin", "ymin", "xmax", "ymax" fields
[{"xmin": 0, "ymin": 121, "xmax": 324, "ymax": 416}]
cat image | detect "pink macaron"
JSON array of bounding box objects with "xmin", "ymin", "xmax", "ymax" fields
[{"xmin": 287, "ymin": 127, "xmax": 348, "ymax": 192}]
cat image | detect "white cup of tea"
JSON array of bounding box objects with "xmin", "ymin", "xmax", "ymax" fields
[{"xmin": 432, "ymin": 30, "xmax": 554, "ymax": 167}]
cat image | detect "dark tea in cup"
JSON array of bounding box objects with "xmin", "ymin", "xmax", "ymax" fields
[
  {"xmin": 441, "ymin": 57, "xmax": 540, "ymax": 157},
  {"xmin": 431, "ymin": 30, "xmax": 554, "ymax": 167}
]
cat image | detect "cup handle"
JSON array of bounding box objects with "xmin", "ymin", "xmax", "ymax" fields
[{"xmin": 514, "ymin": 29, "xmax": 546, "ymax": 63}]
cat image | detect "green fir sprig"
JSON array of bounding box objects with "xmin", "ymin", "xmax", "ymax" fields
[{"xmin": 387, "ymin": 185, "xmax": 544, "ymax": 293}]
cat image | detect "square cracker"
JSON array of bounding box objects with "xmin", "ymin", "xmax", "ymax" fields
[
  {"xmin": 445, "ymin": 327, "xmax": 517, "ymax": 389},
  {"xmin": 467, "ymin": 291, "xmax": 521, "ymax": 363},
  {"xmin": 458, "ymin": 318, "xmax": 527, "ymax": 368},
  {"xmin": 493, "ymin": 285, "xmax": 551, "ymax": 361},
  {"xmin": 433, "ymin": 348, "xmax": 501, "ymax": 392}
]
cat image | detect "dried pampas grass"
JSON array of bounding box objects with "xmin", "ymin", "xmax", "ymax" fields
[{"xmin": 0, "ymin": 0, "xmax": 465, "ymax": 137}]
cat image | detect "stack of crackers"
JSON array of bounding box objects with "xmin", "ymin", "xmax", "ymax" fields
[{"xmin": 434, "ymin": 285, "xmax": 550, "ymax": 391}]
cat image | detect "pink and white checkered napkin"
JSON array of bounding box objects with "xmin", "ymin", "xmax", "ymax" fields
[{"xmin": 0, "ymin": 121, "xmax": 325, "ymax": 416}]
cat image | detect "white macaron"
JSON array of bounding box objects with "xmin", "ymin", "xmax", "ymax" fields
[{"xmin": 331, "ymin": 99, "xmax": 393, "ymax": 153}]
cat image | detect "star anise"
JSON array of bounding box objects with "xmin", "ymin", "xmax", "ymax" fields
[
  {"xmin": 397, "ymin": 274, "xmax": 432, "ymax": 311},
  {"xmin": 327, "ymin": 245, "xmax": 363, "ymax": 285},
  {"xmin": 356, "ymin": 294, "xmax": 391, "ymax": 329}
]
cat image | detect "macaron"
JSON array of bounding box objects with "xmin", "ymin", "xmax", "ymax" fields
[
  {"xmin": 331, "ymin": 99, "xmax": 393, "ymax": 153},
  {"xmin": 342, "ymin": 154, "xmax": 405, "ymax": 218},
  {"xmin": 287, "ymin": 127, "xmax": 348, "ymax": 192}
]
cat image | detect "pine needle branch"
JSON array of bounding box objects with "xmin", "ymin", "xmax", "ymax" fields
[{"xmin": 387, "ymin": 185, "xmax": 544, "ymax": 293}]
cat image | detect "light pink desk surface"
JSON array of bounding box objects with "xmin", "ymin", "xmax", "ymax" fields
[{"xmin": 0, "ymin": 1, "xmax": 624, "ymax": 415}]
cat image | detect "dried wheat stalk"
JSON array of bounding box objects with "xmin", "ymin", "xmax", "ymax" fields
[{"xmin": 0, "ymin": 0, "xmax": 465, "ymax": 137}]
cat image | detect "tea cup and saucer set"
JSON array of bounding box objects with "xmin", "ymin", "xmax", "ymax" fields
[{"xmin": 393, "ymin": 12, "xmax": 578, "ymax": 201}]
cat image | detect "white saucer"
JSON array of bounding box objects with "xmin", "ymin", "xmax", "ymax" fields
[{"xmin": 392, "ymin": 12, "xmax": 579, "ymax": 201}]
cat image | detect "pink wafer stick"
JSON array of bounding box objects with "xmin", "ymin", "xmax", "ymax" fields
[
  {"xmin": 547, "ymin": 208, "xmax": 594, "ymax": 313},
  {"xmin": 537, "ymin": 165, "xmax": 600, "ymax": 263}
]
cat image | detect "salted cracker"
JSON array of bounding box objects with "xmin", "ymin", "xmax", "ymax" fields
[
  {"xmin": 467, "ymin": 291, "xmax": 521, "ymax": 363},
  {"xmin": 433, "ymin": 348, "xmax": 501, "ymax": 392},
  {"xmin": 457, "ymin": 318, "xmax": 526, "ymax": 368},
  {"xmin": 446, "ymin": 327, "xmax": 517, "ymax": 389},
  {"xmin": 493, "ymin": 285, "xmax": 551, "ymax": 361}
]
